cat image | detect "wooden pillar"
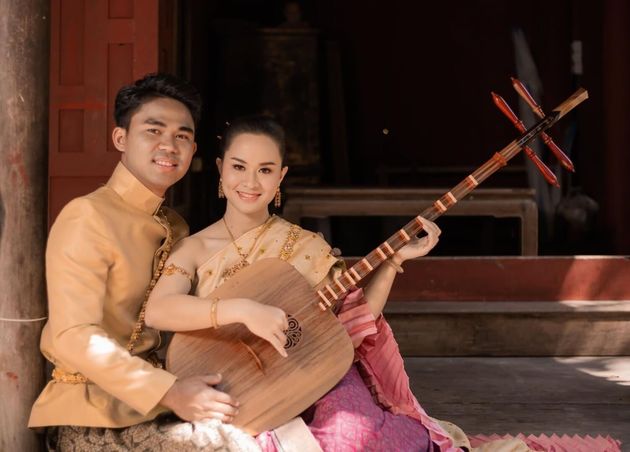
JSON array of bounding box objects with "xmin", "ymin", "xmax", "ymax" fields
[{"xmin": 0, "ymin": 1, "xmax": 49, "ymax": 450}]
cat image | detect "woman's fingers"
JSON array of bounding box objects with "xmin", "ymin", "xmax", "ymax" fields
[
  {"xmin": 278, "ymin": 330, "xmax": 288, "ymax": 356},
  {"xmin": 274, "ymin": 328, "xmax": 287, "ymax": 342},
  {"xmin": 270, "ymin": 333, "xmax": 288, "ymax": 357},
  {"xmin": 417, "ymin": 218, "xmax": 440, "ymax": 250},
  {"xmin": 392, "ymin": 217, "xmax": 442, "ymax": 262},
  {"xmin": 417, "ymin": 216, "xmax": 441, "ymax": 236},
  {"xmin": 421, "ymin": 219, "xmax": 441, "ymax": 238}
]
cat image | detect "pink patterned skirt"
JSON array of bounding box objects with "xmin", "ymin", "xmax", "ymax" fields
[
  {"xmin": 257, "ymin": 287, "xmax": 437, "ymax": 452},
  {"xmin": 257, "ymin": 366, "xmax": 433, "ymax": 452}
]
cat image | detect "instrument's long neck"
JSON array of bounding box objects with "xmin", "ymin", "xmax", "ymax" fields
[{"xmin": 314, "ymin": 110, "xmax": 562, "ymax": 311}]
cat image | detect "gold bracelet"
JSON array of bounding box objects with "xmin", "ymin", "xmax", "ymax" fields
[
  {"xmin": 210, "ymin": 297, "xmax": 220, "ymax": 328},
  {"xmin": 384, "ymin": 259, "xmax": 404, "ymax": 274}
]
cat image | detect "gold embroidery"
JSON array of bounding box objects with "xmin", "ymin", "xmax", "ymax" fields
[
  {"xmin": 221, "ymin": 260, "xmax": 248, "ymax": 280},
  {"xmin": 279, "ymin": 224, "xmax": 302, "ymax": 261},
  {"xmin": 52, "ymin": 368, "xmax": 88, "ymax": 384},
  {"xmin": 163, "ymin": 263, "xmax": 193, "ymax": 283}
]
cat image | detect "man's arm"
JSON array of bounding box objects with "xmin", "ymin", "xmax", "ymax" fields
[{"xmin": 46, "ymin": 198, "xmax": 176, "ymax": 416}]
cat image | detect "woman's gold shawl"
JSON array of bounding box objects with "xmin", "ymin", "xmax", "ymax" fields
[{"xmin": 194, "ymin": 216, "xmax": 341, "ymax": 297}]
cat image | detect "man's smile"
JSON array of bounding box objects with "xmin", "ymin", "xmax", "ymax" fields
[{"xmin": 153, "ymin": 158, "xmax": 178, "ymax": 168}]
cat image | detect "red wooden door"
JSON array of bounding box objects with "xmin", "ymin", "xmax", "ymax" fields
[{"xmin": 49, "ymin": 0, "xmax": 159, "ymax": 225}]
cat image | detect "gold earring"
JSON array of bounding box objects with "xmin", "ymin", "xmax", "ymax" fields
[
  {"xmin": 274, "ymin": 187, "xmax": 282, "ymax": 208},
  {"xmin": 218, "ymin": 179, "xmax": 225, "ymax": 198}
]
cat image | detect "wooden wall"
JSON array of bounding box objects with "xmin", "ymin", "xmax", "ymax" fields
[{"xmin": 182, "ymin": 0, "xmax": 628, "ymax": 254}]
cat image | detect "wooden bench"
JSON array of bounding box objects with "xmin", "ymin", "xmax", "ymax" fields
[{"xmin": 283, "ymin": 187, "xmax": 539, "ymax": 255}]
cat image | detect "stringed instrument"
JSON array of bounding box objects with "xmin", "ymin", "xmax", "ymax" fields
[{"xmin": 167, "ymin": 83, "xmax": 588, "ymax": 435}]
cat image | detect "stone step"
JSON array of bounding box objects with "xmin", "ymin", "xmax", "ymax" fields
[{"xmin": 384, "ymin": 300, "xmax": 630, "ymax": 356}]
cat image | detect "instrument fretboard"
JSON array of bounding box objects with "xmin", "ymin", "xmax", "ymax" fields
[{"xmin": 315, "ymin": 111, "xmax": 561, "ymax": 311}]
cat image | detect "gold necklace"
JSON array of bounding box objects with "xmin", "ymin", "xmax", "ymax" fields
[
  {"xmin": 127, "ymin": 209, "xmax": 172, "ymax": 357},
  {"xmin": 221, "ymin": 215, "xmax": 275, "ymax": 279}
]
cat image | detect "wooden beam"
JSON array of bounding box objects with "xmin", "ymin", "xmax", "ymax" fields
[{"xmin": 0, "ymin": 1, "xmax": 49, "ymax": 450}]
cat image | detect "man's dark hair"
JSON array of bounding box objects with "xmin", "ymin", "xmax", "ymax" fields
[
  {"xmin": 114, "ymin": 73, "xmax": 202, "ymax": 129},
  {"xmin": 220, "ymin": 115, "xmax": 286, "ymax": 163}
]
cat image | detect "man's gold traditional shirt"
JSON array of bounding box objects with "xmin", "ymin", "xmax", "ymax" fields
[{"xmin": 29, "ymin": 163, "xmax": 187, "ymax": 428}]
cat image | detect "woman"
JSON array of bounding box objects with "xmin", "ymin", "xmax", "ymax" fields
[{"xmin": 145, "ymin": 116, "xmax": 530, "ymax": 452}]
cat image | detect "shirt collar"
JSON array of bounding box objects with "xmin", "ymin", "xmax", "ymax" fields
[{"xmin": 106, "ymin": 162, "xmax": 164, "ymax": 215}]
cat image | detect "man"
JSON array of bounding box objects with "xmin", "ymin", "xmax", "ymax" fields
[{"xmin": 29, "ymin": 74, "xmax": 257, "ymax": 450}]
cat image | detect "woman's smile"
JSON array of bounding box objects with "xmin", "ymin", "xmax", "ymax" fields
[{"xmin": 236, "ymin": 190, "xmax": 261, "ymax": 201}]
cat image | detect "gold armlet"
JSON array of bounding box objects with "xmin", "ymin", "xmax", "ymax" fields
[{"xmin": 163, "ymin": 263, "xmax": 193, "ymax": 283}]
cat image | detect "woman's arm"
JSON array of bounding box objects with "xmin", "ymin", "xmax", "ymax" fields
[
  {"xmin": 363, "ymin": 217, "xmax": 441, "ymax": 318},
  {"xmin": 144, "ymin": 237, "xmax": 289, "ymax": 356},
  {"xmin": 144, "ymin": 237, "xmax": 213, "ymax": 331}
]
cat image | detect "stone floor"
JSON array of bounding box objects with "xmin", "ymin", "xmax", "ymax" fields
[{"xmin": 405, "ymin": 356, "xmax": 630, "ymax": 449}]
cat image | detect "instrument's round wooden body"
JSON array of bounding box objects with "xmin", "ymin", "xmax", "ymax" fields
[{"xmin": 166, "ymin": 258, "xmax": 354, "ymax": 435}]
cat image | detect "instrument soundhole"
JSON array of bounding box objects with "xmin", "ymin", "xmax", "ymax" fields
[{"xmin": 284, "ymin": 314, "xmax": 302, "ymax": 349}]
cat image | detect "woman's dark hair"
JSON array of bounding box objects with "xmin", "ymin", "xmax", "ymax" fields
[
  {"xmin": 220, "ymin": 115, "xmax": 286, "ymax": 163},
  {"xmin": 114, "ymin": 73, "xmax": 202, "ymax": 129}
]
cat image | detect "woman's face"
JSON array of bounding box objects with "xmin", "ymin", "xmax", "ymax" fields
[{"xmin": 217, "ymin": 132, "xmax": 288, "ymax": 215}]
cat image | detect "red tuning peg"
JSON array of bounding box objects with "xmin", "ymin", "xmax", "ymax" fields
[
  {"xmin": 491, "ymin": 92, "xmax": 559, "ymax": 187},
  {"xmin": 511, "ymin": 77, "xmax": 575, "ymax": 172}
]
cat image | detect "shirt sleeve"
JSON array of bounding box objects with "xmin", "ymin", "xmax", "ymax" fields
[{"xmin": 45, "ymin": 198, "xmax": 176, "ymax": 415}]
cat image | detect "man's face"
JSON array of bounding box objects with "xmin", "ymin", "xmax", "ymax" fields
[{"xmin": 112, "ymin": 97, "xmax": 197, "ymax": 197}]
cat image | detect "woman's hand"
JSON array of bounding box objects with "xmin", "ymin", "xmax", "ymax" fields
[
  {"xmin": 393, "ymin": 217, "xmax": 441, "ymax": 263},
  {"xmin": 221, "ymin": 299, "xmax": 289, "ymax": 357}
]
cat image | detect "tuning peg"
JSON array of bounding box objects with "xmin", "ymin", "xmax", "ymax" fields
[
  {"xmin": 511, "ymin": 77, "xmax": 575, "ymax": 172},
  {"xmin": 491, "ymin": 92, "xmax": 559, "ymax": 187}
]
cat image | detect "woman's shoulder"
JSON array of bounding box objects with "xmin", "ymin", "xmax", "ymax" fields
[
  {"xmin": 272, "ymin": 216, "xmax": 332, "ymax": 249},
  {"xmin": 272, "ymin": 217, "xmax": 337, "ymax": 263},
  {"xmin": 272, "ymin": 218, "xmax": 340, "ymax": 287},
  {"xmin": 172, "ymin": 222, "xmax": 227, "ymax": 264}
]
